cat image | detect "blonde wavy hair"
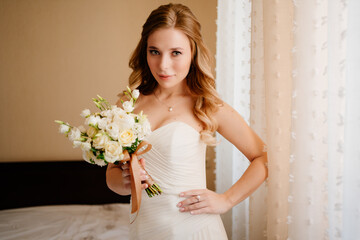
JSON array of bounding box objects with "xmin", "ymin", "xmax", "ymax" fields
[{"xmin": 128, "ymin": 3, "xmax": 222, "ymax": 145}]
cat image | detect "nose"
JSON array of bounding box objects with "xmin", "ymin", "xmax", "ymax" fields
[{"xmin": 159, "ymin": 54, "xmax": 170, "ymax": 70}]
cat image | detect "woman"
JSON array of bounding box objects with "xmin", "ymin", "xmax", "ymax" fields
[{"xmin": 106, "ymin": 3, "xmax": 268, "ymax": 239}]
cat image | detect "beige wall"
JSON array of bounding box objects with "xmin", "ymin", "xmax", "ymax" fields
[{"xmin": 0, "ymin": 0, "xmax": 217, "ymax": 162}]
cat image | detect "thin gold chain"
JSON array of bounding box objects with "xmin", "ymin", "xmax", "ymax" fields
[{"xmin": 153, "ymin": 91, "xmax": 176, "ymax": 112}]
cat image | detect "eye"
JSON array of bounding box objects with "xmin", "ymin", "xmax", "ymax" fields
[
  {"xmin": 172, "ymin": 51, "xmax": 182, "ymax": 56},
  {"xmin": 149, "ymin": 50, "xmax": 160, "ymax": 55}
]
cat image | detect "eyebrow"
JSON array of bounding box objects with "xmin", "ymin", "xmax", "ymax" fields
[{"xmin": 148, "ymin": 46, "xmax": 184, "ymax": 51}]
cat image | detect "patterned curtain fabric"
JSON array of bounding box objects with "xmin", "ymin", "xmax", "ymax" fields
[{"xmin": 215, "ymin": 0, "xmax": 360, "ymax": 239}]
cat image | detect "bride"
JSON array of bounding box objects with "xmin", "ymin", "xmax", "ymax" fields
[{"xmin": 106, "ymin": 3, "xmax": 268, "ymax": 239}]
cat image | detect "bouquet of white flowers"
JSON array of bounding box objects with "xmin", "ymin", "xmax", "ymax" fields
[{"xmin": 55, "ymin": 87, "xmax": 161, "ymax": 214}]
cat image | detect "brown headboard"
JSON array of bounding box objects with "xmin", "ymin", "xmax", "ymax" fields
[{"xmin": 0, "ymin": 161, "xmax": 130, "ymax": 210}]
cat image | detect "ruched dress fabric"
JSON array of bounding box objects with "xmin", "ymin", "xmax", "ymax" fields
[{"xmin": 129, "ymin": 121, "xmax": 228, "ymax": 240}]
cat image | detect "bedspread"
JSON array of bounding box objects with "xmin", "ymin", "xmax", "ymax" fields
[{"xmin": 0, "ymin": 203, "xmax": 130, "ymax": 240}]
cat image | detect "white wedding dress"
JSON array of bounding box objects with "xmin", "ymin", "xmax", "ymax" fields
[{"xmin": 129, "ymin": 121, "xmax": 228, "ymax": 240}]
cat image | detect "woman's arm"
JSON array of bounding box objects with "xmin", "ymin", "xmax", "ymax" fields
[
  {"xmin": 215, "ymin": 101, "xmax": 268, "ymax": 208},
  {"xmin": 178, "ymin": 102, "xmax": 268, "ymax": 214}
]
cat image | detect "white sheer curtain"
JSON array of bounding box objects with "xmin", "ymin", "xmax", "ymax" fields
[
  {"xmin": 215, "ymin": 0, "xmax": 360, "ymax": 239},
  {"xmin": 215, "ymin": 1, "xmax": 251, "ymax": 239}
]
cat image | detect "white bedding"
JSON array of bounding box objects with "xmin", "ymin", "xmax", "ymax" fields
[{"xmin": 0, "ymin": 203, "xmax": 130, "ymax": 240}]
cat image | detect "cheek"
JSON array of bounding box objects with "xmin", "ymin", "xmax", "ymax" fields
[
  {"xmin": 146, "ymin": 57, "xmax": 156, "ymax": 71},
  {"xmin": 178, "ymin": 57, "xmax": 192, "ymax": 73}
]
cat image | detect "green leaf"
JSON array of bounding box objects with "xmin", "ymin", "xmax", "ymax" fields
[
  {"xmin": 89, "ymin": 124, "xmax": 99, "ymax": 130},
  {"xmin": 54, "ymin": 120, "xmax": 64, "ymax": 124},
  {"xmin": 97, "ymin": 152, "xmax": 105, "ymax": 160}
]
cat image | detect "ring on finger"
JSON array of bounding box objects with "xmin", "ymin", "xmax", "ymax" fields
[
  {"xmin": 121, "ymin": 162, "xmax": 127, "ymax": 169},
  {"xmin": 196, "ymin": 195, "xmax": 201, "ymax": 202}
]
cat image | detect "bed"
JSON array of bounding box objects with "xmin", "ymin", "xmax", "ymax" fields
[{"xmin": 0, "ymin": 161, "xmax": 131, "ymax": 240}]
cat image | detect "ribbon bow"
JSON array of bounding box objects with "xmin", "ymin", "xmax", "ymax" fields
[{"xmin": 121, "ymin": 141, "xmax": 152, "ymax": 214}]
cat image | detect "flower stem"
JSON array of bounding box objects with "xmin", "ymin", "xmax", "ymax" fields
[
  {"xmin": 140, "ymin": 166, "xmax": 163, "ymax": 198},
  {"xmin": 145, "ymin": 184, "xmax": 163, "ymax": 197}
]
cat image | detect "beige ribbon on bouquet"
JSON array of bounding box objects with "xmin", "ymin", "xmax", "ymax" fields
[{"xmin": 121, "ymin": 141, "xmax": 152, "ymax": 214}]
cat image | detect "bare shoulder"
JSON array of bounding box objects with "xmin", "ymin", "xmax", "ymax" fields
[
  {"xmin": 133, "ymin": 93, "xmax": 152, "ymax": 110},
  {"xmin": 213, "ymin": 101, "xmax": 265, "ymax": 161},
  {"xmin": 213, "ymin": 101, "xmax": 246, "ymax": 132}
]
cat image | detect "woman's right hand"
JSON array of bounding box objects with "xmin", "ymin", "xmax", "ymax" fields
[
  {"xmin": 121, "ymin": 158, "xmax": 149, "ymax": 192},
  {"xmin": 106, "ymin": 158, "xmax": 149, "ymax": 196}
]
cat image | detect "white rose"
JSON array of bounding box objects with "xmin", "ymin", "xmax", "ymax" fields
[
  {"xmin": 100, "ymin": 109, "xmax": 112, "ymax": 118},
  {"xmin": 82, "ymin": 150, "xmax": 95, "ymax": 164},
  {"xmin": 97, "ymin": 118, "xmax": 108, "ymax": 130},
  {"xmin": 134, "ymin": 112, "xmax": 151, "ymax": 140},
  {"xmin": 80, "ymin": 109, "xmax": 91, "ymax": 118},
  {"xmin": 85, "ymin": 115, "xmax": 101, "ymax": 127},
  {"xmin": 132, "ymin": 89, "xmax": 140, "ymax": 99},
  {"xmin": 93, "ymin": 132, "xmax": 110, "ymax": 149},
  {"xmin": 82, "ymin": 150, "xmax": 107, "ymax": 166},
  {"xmin": 106, "ymin": 123, "xmax": 120, "ymax": 140},
  {"xmin": 59, "ymin": 124, "xmax": 70, "ymax": 134},
  {"xmin": 122, "ymin": 100, "xmax": 134, "ymax": 113},
  {"xmin": 86, "ymin": 126, "xmax": 98, "ymax": 138},
  {"xmin": 68, "ymin": 127, "xmax": 81, "ymax": 142},
  {"xmin": 104, "ymin": 141, "xmax": 123, "ymax": 163},
  {"xmin": 113, "ymin": 114, "xmax": 135, "ymax": 131},
  {"xmin": 135, "ymin": 120, "xmax": 151, "ymax": 140},
  {"xmin": 111, "ymin": 106, "xmax": 126, "ymax": 117},
  {"xmin": 144, "ymin": 121, "xmax": 151, "ymax": 135},
  {"xmin": 80, "ymin": 141, "xmax": 91, "ymax": 152},
  {"xmin": 118, "ymin": 129, "xmax": 136, "ymax": 147},
  {"xmin": 94, "ymin": 157, "xmax": 107, "ymax": 167}
]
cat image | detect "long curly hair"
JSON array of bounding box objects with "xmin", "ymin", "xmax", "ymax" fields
[{"xmin": 128, "ymin": 3, "xmax": 222, "ymax": 145}]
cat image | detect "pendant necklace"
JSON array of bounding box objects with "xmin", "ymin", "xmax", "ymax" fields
[{"xmin": 153, "ymin": 92, "xmax": 176, "ymax": 112}]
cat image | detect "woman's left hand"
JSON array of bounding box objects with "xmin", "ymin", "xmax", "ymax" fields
[{"xmin": 177, "ymin": 189, "xmax": 232, "ymax": 215}]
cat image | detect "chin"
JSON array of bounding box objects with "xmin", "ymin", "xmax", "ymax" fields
[{"xmin": 156, "ymin": 80, "xmax": 185, "ymax": 89}]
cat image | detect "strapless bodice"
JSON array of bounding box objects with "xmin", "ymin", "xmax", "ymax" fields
[
  {"xmin": 129, "ymin": 122, "xmax": 227, "ymax": 240},
  {"xmin": 143, "ymin": 121, "xmax": 207, "ymax": 194}
]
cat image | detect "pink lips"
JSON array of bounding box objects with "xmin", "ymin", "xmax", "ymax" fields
[{"xmin": 158, "ymin": 74, "xmax": 174, "ymax": 80}]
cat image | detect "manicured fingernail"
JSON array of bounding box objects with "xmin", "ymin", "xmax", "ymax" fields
[
  {"xmin": 180, "ymin": 208, "xmax": 185, "ymax": 212},
  {"xmin": 145, "ymin": 184, "xmax": 148, "ymax": 188},
  {"xmin": 190, "ymin": 211, "xmax": 194, "ymax": 215},
  {"xmin": 177, "ymin": 203, "xmax": 181, "ymax": 207},
  {"xmin": 141, "ymin": 170, "xmax": 146, "ymax": 174},
  {"xmin": 179, "ymin": 193, "xmax": 184, "ymax": 197}
]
